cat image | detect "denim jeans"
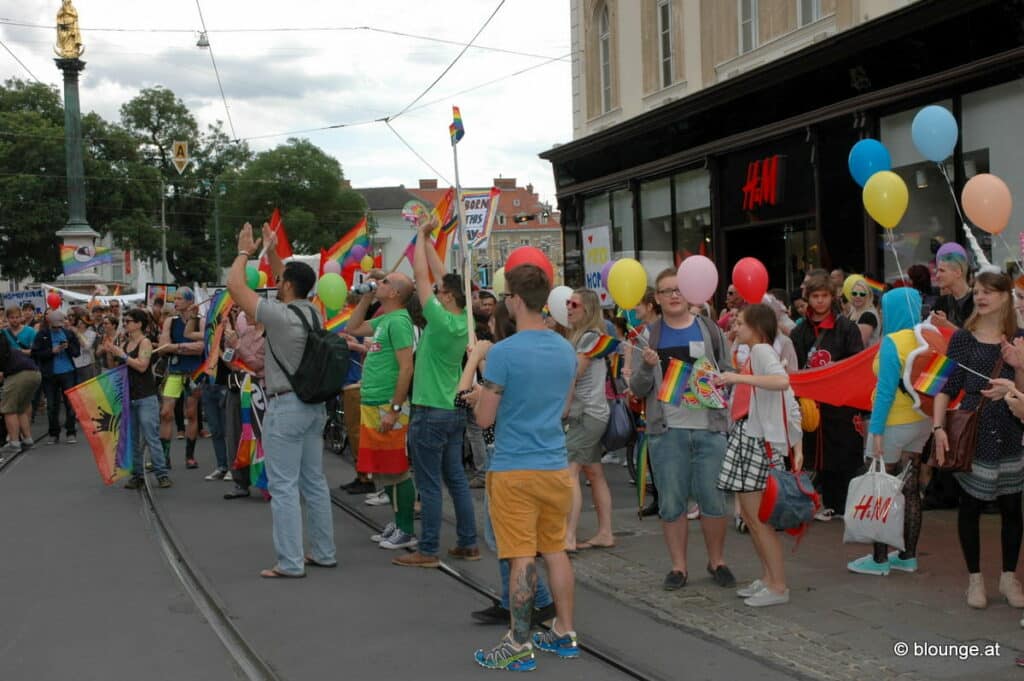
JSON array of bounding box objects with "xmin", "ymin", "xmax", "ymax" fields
[
  {"xmin": 201, "ymin": 383, "xmax": 229, "ymax": 469},
  {"xmin": 408, "ymin": 405, "xmax": 477, "ymax": 557},
  {"xmin": 132, "ymin": 395, "xmax": 168, "ymax": 477},
  {"xmin": 44, "ymin": 370, "xmax": 77, "ymax": 437},
  {"xmin": 648, "ymin": 427, "xmax": 728, "ymax": 521},
  {"xmin": 481, "ymin": 445, "xmax": 553, "ymax": 609},
  {"xmin": 263, "ymin": 393, "xmax": 335, "ymax": 574}
]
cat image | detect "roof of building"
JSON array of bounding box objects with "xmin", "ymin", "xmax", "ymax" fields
[{"xmin": 355, "ymin": 186, "xmax": 421, "ymax": 211}]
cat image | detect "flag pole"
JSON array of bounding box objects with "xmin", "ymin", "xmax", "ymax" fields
[{"xmin": 451, "ymin": 118, "xmax": 476, "ymax": 345}]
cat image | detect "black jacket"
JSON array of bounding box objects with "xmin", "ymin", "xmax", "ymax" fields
[{"xmin": 30, "ymin": 325, "xmax": 80, "ymax": 376}]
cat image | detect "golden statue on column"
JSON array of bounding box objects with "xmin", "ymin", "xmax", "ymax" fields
[{"xmin": 55, "ymin": 0, "xmax": 84, "ymax": 59}]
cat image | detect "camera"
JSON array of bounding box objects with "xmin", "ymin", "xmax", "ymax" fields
[{"xmin": 352, "ymin": 281, "xmax": 378, "ymax": 294}]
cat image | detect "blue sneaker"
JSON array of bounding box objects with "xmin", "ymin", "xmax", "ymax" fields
[
  {"xmin": 847, "ymin": 554, "xmax": 891, "ymax": 576},
  {"xmin": 532, "ymin": 624, "xmax": 579, "ymax": 659},
  {"xmin": 474, "ymin": 635, "xmax": 536, "ymax": 672},
  {"xmin": 887, "ymin": 551, "xmax": 918, "ymax": 573}
]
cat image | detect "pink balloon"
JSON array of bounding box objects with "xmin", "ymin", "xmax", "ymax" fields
[
  {"xmin": 962, "ymin": 173, "xmax": 1013, "ymax": 235},
  {"xmin": 323, "ymin": 259, "xmax": 342, "ymax": 275},
  {"xmin": 677, "ymin": 255, "xmax": 719, "ymax": 304}
]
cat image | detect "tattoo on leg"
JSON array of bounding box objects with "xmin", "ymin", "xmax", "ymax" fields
[{"xmin": 511, "ymin": 562, "xmax": 537, "ymax": 645}]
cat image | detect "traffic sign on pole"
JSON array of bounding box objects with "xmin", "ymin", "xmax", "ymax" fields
[{"xmin": 172, "ymin": 141, "xmax": 189, "ymax": 174}]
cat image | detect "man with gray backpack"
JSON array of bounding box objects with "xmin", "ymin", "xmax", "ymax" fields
[{"xmin": 228, "ymin": 222, "xmax": 348, "ymax": 578}]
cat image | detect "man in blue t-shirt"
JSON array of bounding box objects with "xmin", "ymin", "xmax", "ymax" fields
[
  {"xmin": 471, "ymin": 264, "xmax": 579, "ymax": 672},
  {"xmin": 30, "ymin": 310, "xmax": 80, "ymax": 445}
]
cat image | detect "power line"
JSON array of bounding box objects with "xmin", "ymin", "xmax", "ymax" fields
[
  {"xmin": 389, "ymin": 0, "xmax": 506, "ymax": 121},
  {"xmin": 0, "ymin": 37, "xmax": 42, "ymax": 83},
  {"xmin": 384, "ymin": 121, "xmax": 450, "ymax": 185},
  {"xmin": 194, "ymin": 0, "xmax": 237, "ymax": 140},
  {"xmin": 0, "ymin": 19, "xmax": 569, "ymax": 62}
]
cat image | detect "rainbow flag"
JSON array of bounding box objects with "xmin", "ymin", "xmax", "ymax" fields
[
  {"xmin": 227, "ymin": 356, "xmax": 257, "ymax": 375},
  {"xmin": 657, "ymin": 358, "xmax": 693, "ymax": 406},
  {"xmin": 609, "ymin": 352, "xmax": 622, "ymax": 379},
  {"xmin": 449, "ymin": 105, "xmax": 465, "ymax": 145},
  {"xmin": 60, "ymin": 244, "xmax": 113, "ymax": 276},
  {"xmin": 581, "ymin": 333, "xmax": 621, "ymax": 359},
  {"xmin": 325, "ymin": 306, "xmax": 354, "ymax": 335},
  {"xmin": 324, "ymin": 218, "xmax": 369, "ymax": 268},
  {"xmin": 203, "ymin": 290, "xmax": 232, "ymax": 349},
  {"xmin": 232, "ymin": 375, "xmax": 267, "ymax": 490},
  {"xmin": 193, "ymin": 321, "xmax": 226, "ymax": 381},
  {"xmin": 913, "ymin": 353, "xmax": 958, "ymax": 397},
  {"xmin": 403, "ymin": 188, "xmax": 458, "ymax": 266},
  {"xmin": 64, "ymin": 365, "xmax": 132, "ymax": 485},
  {"xmin": 863, "ymin": 277, "xmax": 885, "ymax": 296}
]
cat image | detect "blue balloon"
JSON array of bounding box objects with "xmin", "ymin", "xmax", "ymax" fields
[
  {"xmin": 848, "ymin": 139, "xmax": 892, "ymax": 187},
  {"xmin": 911, "ymin": 105, "xmax": 958, "ymax": 163}
]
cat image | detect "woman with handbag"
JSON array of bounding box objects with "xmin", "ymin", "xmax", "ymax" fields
[
  {"xmin": 847, "ymin": 287, "xmax": 929, "ymax": 577},
  {"xmin": 933, "ymin": 271, "xmax": 1024, "ymax": 609},
  {"xmin": 564, "ymin": 289, "xmax": 615, "ymax": 551},
  {"xmin": 715, "ymin": 303, "xmax": 803, "ymax": 607}
]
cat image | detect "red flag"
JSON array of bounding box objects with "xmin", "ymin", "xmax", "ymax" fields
[
  {"xmin": 318, "ymin": 248, "xmax": 327, "ymax": 278},
  {"xmin": 789, "ymin": 347, "xmax": 880, "ymax": 410},
  {"xmin": 268, "ymin": 208, "xmax": 293, "ymax": 259},
  {"xmin": 258, "ymin": 258, "xmax": 275, "ymax": 288}
]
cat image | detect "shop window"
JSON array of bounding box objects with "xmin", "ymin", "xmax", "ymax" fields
[
  {"xmin": 497, "ymin": 213, "xmax": 506, "ymax": 226},
  {"xmin": 798, "ymin": 0, "xmax": 821, "ymax": 26},
  {"xmin": 658, "ymin": 0, "xmax": 673, "ymax": 88},
  {"xmin": 739, "ymin": 0, "xmax": 758, "ymax": 55},
  {"xmin": 640, "ymin": 177, "xmax": 673, "ymax": 275},
  {"xmin": 674, "ymin": 169, "xmax": 712, "ymax": 261},
  {"xmin": 611, "ymin": 188, "xmax": 635, "ymax": 257},
  {"xmin": 599, "ymin": 5, "xmax": 613, "ymax": 113}
]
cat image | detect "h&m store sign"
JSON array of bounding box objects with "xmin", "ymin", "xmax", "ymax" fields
[{"xmin": 720, "ymin": 135, "xmax": 814, "ymax": 227}]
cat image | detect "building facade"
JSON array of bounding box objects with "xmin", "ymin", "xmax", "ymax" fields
[{"xmin": 545, "ymin": 0, "xmax": 1024, "ymax": 297}]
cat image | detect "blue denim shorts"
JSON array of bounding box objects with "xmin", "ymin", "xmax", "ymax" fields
[{"xmin": 647, "ymin": 427, "xmax": 728, "ymax": 521}]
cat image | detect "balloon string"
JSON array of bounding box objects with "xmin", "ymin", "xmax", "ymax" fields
[
  {"xmin": 885, "ymin": 228, "xmax": 918, "ymax": 323},
  {"xmin": 998, "ymin": 233, "xmax": 1024, "ymax": 275},
  {"xmin": 938, "ymin": 162, "xmax": 968, "ymax": 226}
]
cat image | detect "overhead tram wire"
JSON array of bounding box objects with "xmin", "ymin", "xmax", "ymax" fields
[
  {"xmin": 388, "ymin": 0, "xmax": 506, "ymax": 122},
  {"xmin": 0, "ymin": 37, "xmax": 42, "ymax": 83},
  {"xmin": 194, "ymin": 0, "xmax": 237, "ymax": 140},
  {"xmin": 384, "ymin": 120, "xmax": 451, "ymax": 186}
]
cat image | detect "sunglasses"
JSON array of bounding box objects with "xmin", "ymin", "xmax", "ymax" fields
[
  {"xmin": 849, "ymin": 291, "xmax": 868, "ymax": 298},
  {"xmin": 567, "ymin": 300, "xmax": 582, "ymax": 309}
]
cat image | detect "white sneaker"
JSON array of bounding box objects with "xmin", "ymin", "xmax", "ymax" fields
[
  {"xmin": 204, "ymin": 468, "xmax": 228, "ymax": 481},
  {"xmin": 814, "ymin": 508, "xmax": 835, "ymax": 522},
  {"xmin": 371, "ymin": 522, "xmax": 397, "ymax": 543},
  {"xmin": 379, "ymin": 530, "xmax": 417, "ymax": 550},
  {"xmin": 365, "ymin": 490, "xmax": 390, "ymax": 506},
  {"xmin": 744, "ymin": 587, "xmax": 790, "ymax": 607},
  {"xmin": 736, "ymin": 579, "xmax": 764, "ymax": 598},
  {"xmin": 601, "ymin": 452, "xmax": 625, "ymax": 465}
]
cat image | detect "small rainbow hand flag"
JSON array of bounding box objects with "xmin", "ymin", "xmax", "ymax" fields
[
  {"xmin": 657, "ymin": 358, "xmax": 693, "ymax": 406},
  {"xmin": 913, "ymin": 353, "xmax": 958, "ymax": 397},
  {"xmin": 449, "ymin": 106, "xmax": 465, "ymax": 145},
  {"xmin": 581, "ymin": 333, "xmax": 620, "ymax": 359},
  {"xmin": 325, "ymin": 306, "xmax": 354, "ymax": 335},
  {"xmin": 609, "ymin": 353, "xmax": 622, "ymax": 379},
  {"xmin": 863, "ymin": 277, "xmax": 885, "ymax": 297}
]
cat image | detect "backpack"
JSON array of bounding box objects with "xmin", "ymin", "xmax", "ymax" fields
[{"xmin": 266, "ymin": 304, "xmax": 350, "ymax": 404}]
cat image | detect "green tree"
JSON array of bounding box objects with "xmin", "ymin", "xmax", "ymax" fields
[{"xmin": 220, "ymin": 138, "xmax": 367, "ymax": 253}]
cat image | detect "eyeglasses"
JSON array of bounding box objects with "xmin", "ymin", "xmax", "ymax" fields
[
  {"xmin": 567, "ymin": 300, "xmax": 582, "ymax": 309},
  {"xmin": 849, "ymin": 291, "xmax": 868, "ymax": 298},
  {"xmin": 657, "ymin": 288, "xmax": 683, "ymax": 297}
]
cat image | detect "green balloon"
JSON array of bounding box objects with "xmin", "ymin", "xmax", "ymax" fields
[
  {"xmin": 245, "ymin": 265, "xmax": 260, "ymax": 290},
  {"xmin": 317, "ymin": 273, "xmax": 347, "ymax": 310}
]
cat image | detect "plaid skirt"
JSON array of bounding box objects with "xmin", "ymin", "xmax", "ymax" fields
[{"xmin": 718, "ymin": 419, "xmax": 775, "ymax": 493}]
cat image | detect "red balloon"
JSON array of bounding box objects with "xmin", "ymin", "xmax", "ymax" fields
[
  {"xmin": 504, "ymin": 246, "xmax": 554, "ymax": 285},
  {"xmin": 732, "ymin": 257, "xmax": 769, "ymax": 304},
  {"xmin": 46, "ymin": 292, "xmax": 61, "ymax": 309}
]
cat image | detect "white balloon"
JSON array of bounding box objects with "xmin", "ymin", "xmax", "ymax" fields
[{"xmin": 547, "ymin": 285, "xmax": 573, "ymax": 327}]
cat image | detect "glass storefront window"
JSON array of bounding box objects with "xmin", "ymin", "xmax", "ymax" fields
[
  {"xmin": 880, "ymin": 100, "xmax": 956, "ymax": 283},
  {"xmin": 674, "ymin": 169, "xmax": 712, "ymax": 260},
  {"xmin": 962, "ymin": 80, "xmax": 1024, "ymax": 275},
  {"xmin": 640, "ymin": 177, "xmax": 673, "ymax": 275},
  {"xmin": 611, "ymin": 189, "xmax": 635, "ymax": 258}
]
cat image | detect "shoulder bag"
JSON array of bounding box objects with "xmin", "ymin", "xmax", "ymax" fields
[{"xmin": 938, "ymin": 356, "xmax": 1003, "ymax": 473}]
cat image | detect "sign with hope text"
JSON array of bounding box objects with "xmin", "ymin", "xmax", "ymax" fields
[
  {"xmin": 1, "ymin": 289, "xmax": 46, "ymax": 312},
  {"xmin": 461, "ymin": 188, "xmax": 501, "ymax": 250},
  {"xmin": 582, "ymin": 224, "xmax": 613, "ymax": 307}
]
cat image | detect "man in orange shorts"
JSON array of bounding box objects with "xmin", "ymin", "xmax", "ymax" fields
[{"xmin": 470, "ymin": 264, "xmax": 580, "ymax": 672}]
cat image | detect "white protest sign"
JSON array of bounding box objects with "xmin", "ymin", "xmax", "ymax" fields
[
  {"xmin": 2, "ymin": 289, "xmax": 46, "ymax": 312},
  {"xmin": 582, "ymin": 225, "xmax": 613, "ymax": 307},
  {"xmin": 462, "ymin": 188, "xmax": 501, "ymax": 249}
]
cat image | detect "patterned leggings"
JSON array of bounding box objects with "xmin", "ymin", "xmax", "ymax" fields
[{"xmin": 872, "ymin": 458, "xmax": 922, "ymax": 562}]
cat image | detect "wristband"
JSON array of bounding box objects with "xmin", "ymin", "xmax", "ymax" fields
[
  {"xmin": 932, "ymin": 425, "xmax": 944, "ymax": 432},
  {"xmin": 237, "ymin": 251, "xmax": 252, "ymax": 258}
]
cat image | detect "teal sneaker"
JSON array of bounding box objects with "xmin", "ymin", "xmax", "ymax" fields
[
  {"xmin": 888, "ymin": 551, "xmax": 919, "ymax": 573},
  {"xmin": 532, "ymin": 624, "xmax": 580, "ymax": 659},
  {"xmin": 474, "ymin": 635, "xmax": 536, "ymax": 672},
  {"xmin": 847, "ymin": 554, "xmax": 891, "ymax": 576}
]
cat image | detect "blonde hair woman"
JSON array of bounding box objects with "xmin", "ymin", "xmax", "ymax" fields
[
  {"xmin": 564, "ymin": 289, "xmax": 615, "ymax": 551},
  {"xmin": 843, "ymin": 275, "xmax": 880, "ymax": 347}
]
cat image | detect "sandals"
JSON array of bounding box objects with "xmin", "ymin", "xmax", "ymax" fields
[
  {"xmin": 259, "ymin": 567, "xmax": 306, "ymax": 579},
  {"xmin": 303, "ymin": 556, "xmax": 338, "ymax": 568}
]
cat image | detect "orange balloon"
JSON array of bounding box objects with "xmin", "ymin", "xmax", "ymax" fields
[{"xmin": 962, "ymin": 173, "xmax": 1013, "ymax": 235}]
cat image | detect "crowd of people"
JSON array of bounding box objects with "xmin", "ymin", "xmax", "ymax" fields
[{"xmin": 5, "ymin": 221, "xmax": 1024, "ymax": 671}]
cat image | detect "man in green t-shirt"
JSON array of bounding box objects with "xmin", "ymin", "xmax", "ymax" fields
[
  {"xmin": 347, "ymin": 272, "xmax": 417, "ymax": 551},
  {"xmin": 394, "ymin": 216, "xmax": 479, "ymax": 569}
]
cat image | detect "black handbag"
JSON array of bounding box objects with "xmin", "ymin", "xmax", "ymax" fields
[{"xmin": 602, "ymin": 396, "xmax": 636, "ymax": 451}]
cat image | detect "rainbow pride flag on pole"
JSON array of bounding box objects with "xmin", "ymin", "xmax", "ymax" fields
[
  {"xmin": 449, "ymin": 106, "xmax": 465, "ymax": 145},
  {"xmin": 60, "ymin": 244, "xmax": 113, "ymax": 276},
  {"xmin": 324, "ymin": 218, "xmax": 370, "ymax": 269},
  {"xmin": 65, "ymin": 365, "xmax": 133, "ymax": 485},
  {"xmin": 325, "ymin": 306, "xmax": 354, "ymax": 335},
  {"xmin": 635, "ymin": 431, "xmax": 649, "ymax": 512},
  {"xmin": 863, "ymin": 277, "xmax": 886, "ymax": 297},
  {"xmin": 657, "ymin": 358, "xmax": 693, "ymax": 406},
  {"xmin": 581, "ymin": 333, "xmax": 621, "ymax": 359},
  {"xmin": 403, "ymin": 188, "xmax": 458, "ymax": 265},
  {"xmin": 912, "ymin": 353, "xmax": 958, "ymax": 397}
]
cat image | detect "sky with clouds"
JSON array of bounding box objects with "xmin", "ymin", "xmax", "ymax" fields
[{"xmin": 0, "ymin": 0, "xmax": 572, "ymax": 203}]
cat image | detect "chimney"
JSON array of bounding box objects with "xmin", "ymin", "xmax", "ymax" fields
[
  {"xmin": 526, "ymin": 183, "xmax": 534, "ymax": 195},
  {"xmin": 339, "ymin": 179, "xmax": 352, "ymax": 190},
  {"xmin": 494, "ymin": 177, "xmax": 516, "ymax": 190},
  {"xmin": 419, "ymin": 179, "xmax": 438, "ymax": 189}
]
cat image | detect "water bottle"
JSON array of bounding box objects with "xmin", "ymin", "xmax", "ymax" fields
[{"xmin": 352, "ymin": 281, "xmax": 378, "ymax": 295}]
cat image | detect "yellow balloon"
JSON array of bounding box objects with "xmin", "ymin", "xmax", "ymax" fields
[
  {"xmin": 607, "ymin": 258, "xmax": 647, "ymax": 309},
  {"xmin": 360, "ymin": 255, "xmax": 374, "ymax": 272},
  {"xmin": 257, "ymin": 271, "xmax": 268, "ymax": 288},
  {"xmin": 492, "ymin": 267, "xmax": 506, "ymax": 295},
  {"xmin": 862, "ymin": 170, "xmax": 909, "ymax": 229}
]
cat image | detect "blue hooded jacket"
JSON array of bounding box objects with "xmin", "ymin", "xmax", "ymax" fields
[{"xmin": 869, "ymin": 287, "xmax": 925, "ymax": 435}]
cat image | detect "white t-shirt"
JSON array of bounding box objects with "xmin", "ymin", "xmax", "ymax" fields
[
  {"xmin": 744, "ymin": 343, "xmax": 802, "ymax": 448},
  {"xmin": 73, "ymin": 328, "xmax": 96, "ymax": 368}
]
